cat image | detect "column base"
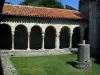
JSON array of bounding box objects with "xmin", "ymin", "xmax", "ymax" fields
[
  {"xmin": 42, "ymin": 48, "xmax": 45, "ymax": 51},
  {"xmin": 75, "ymin": 61, "xmax": 92, "ymax": 69},
  {"xmin": 11, "ymin": 49, "xmax": 15, "ymax": 51},
  {"xmin": 55, "ymin": 48, "xmax": 59, "ymax": 50},
  {"xmin": 27, "ymin": 48, "xmax": 31, "ymax": 51}
]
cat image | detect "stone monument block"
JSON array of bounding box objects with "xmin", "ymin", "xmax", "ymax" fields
[{"xmin": 76, "ymin": 41, "xmax": 92, "ymax": 69}]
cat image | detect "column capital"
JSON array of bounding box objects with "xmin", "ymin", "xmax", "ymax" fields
[
  {"xmin": 12, "ymin": 31, "xmax": 15, "ymax": 35},
  {"xmin": 11, "ymin": 30, "xmax": 15, "ymax": 32},
  {"xmin": 28, "ymin": 32, "xmax": 30, "ymax": 36},
  {"xmin": 56, "ymin": 32, "xmax": 60, "ymax": 37},
  {"xmin": 70, "ymin": 31, "xmax": 73, "ymax": 33},
  {"xmin": 42, "ymin": 32, "xmax": 45, "ymax": 36},
  {"xmin": 28, "ymin": 29, "xmax": 31, "ymax": 33},
  {"xmin": 42, "ymin": 32, "xmax": 45, "ymax": 34},
  {"xmin": 70, "ymin": 33, "xmax": 73, "ymax": 36}
]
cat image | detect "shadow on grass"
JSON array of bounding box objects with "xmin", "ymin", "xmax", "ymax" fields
[
  {"xmin": 92, "ymin": 55, "xmax": 100, "ymax": 65},
  {"xmin": 66, "ymin": 61, "xmax": 77, "ymax": 68}
]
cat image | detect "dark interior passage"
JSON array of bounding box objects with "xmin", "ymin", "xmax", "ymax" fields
[
  {"xmin": 84, "ymin": 27, "xmax": 89, "ymax": 44},
  {"xmin": 72, "ymin": 27, "xmax": 81, "ymax": 48},
  {"xmin": 60, "ymin": 27, "xmax": 70, "ymax": 48},
  {"xmin": 14, "ymin": 25, "xmax": 28, "ymax": 49},
  {"xmin": 30, "ymin": 26, "xmax": 42, "ymax": 49},
  {"xmin": 0, "ymin": 24, "xmax": 12, "ymax": 50},
  {"xmin": 44, "ymin": 26, "xmax": 56, "ymax": 49}
]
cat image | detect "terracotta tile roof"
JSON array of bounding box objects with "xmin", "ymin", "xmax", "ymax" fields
[{"xmin": 2, "ymin": 4, "xmax": 85, "ymax": 20}]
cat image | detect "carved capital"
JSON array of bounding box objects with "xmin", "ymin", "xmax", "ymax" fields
[
  {"xmin": 42, "ymin": 32, "xmax": 45, "ymax": 37},
  {"xmin": 56, "ymin": 33, "xmax": 60, "ymax": 37},
  {"xmin": 12, "ymin": 31, "xmax": 15, "ymax": 35},
  {"xmin": 28, "ymin": 32, "xmax": 30, "ymax": 36}
]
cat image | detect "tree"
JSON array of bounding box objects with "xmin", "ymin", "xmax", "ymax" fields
[{"xmin": 21, "ymin": 0, "xmax": 63, "ymax": 8}]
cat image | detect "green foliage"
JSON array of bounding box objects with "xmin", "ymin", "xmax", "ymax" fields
[
  {"xmin": 10, "ymin": 54, "xmax": 100, "ymax": 75},
  {"xmin": 21, "ymin": 0, "xmax": 63, "ymax": 8}
]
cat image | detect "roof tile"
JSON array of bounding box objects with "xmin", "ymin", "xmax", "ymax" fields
[{"xmin": 2, "ymin": 4, "xmax": 85, "ymax": 20}]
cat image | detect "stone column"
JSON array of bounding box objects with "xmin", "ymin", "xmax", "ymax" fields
[
  {"xmin": 55, "ymin": 32, "xmax": 60, "ymax": 50},
  {"xmin": 76, "ymin": 41, "xmax": 92, "ymax": 69},
  {"xmin": 12, "ymin": 31, "xmax": 15, "ymax": 50},
  {"xmin": 27, "ymin": 32, "xmax": 30, "ymax": 50},
  {"xmin": 69, "ymin": 32, "xmax": 73, "ymax": 48},
  {"xmin": 42, "ymin": 33, "xmax": 45, "ymax": 50}
]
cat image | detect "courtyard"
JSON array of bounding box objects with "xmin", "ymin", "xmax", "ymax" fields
[
  {"xmin": 10, "ymin": 54, "xmax": 100, "ymax": 75},
  {"xmin": 0, "ymin": 0, "xmax": 100, "ymax": 75}
]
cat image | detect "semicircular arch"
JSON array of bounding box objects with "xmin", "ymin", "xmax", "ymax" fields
[
  {"xmin": 60, "ymin": 26, "xmax": 70, "ymax": 48},
  {"xmin": 0, "ymin": 24, "xmax": 12, "ymax": 49},
  {"xmin": 14, "ymin": 24, "xmax": 28, "ymax": 49}
]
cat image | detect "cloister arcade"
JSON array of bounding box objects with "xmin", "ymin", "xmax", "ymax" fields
[{"xmin": 0, "ymin": 22, "xmax": 88, "ymax": 50}]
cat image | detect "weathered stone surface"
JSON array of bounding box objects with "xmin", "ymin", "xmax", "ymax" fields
[
  {"xmin": 0, "ymin": 49, "xmax": 74, "ymax": 56},
  {"xmin": 76, "ymin": 44, "xmax": 92, "ymax": 69},
  {"xmin": 0, "ymin": 51, "xmax": 19, "ymax": 75},
  {"xmin": 79, "ymin": 0, "xmax": 100, "ymax": 55}
]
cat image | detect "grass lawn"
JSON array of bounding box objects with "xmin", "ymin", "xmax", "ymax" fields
[{"xmin": 10, "ymin": 54, "xmax": 100, "ymax": 75}]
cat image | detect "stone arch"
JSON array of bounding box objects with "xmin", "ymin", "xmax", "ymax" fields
[
  {"xmin": 84, "ymin": 27, "xmax": 89, "ymax": 44},
  {"xmin": 30, "ymin": 25, "xmax": 43, "ymax": 32},
  {"xmin": 60, "ymin": 26, "xmax": 70, "ymax": 48},
  {"xmin": 0, "ymin": 24, "xmax": 12, "ymax": 49},
  {"xmin": 44, "ymin": 25, "xmax": 56, "ymax": 32},
  {"xmin": 44, "ymin": 26, "xmax": 56, "ymax": 49},
  {"xmin": 14, "ymin": 25, "xmax": 28, "ymax": 49},
  {"xmin": 72, "ymin": 27, "xmax": 81, "ymax": 48},
  {"xmin": 30, "ymin": 26, "xmax": 42, "ymax": 49}
]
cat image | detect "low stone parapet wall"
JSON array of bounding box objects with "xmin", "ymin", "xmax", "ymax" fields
[
  {"xmin": 0, "ymin": 48, "xmax": 78, "ymax": 56},
  {"xmin": 0, "ymin": 53, "xmax": 19, "ymax": 75}
]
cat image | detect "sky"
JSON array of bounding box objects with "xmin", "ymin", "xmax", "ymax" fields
[{"xmin": 5, "ymin": 0, "xmax": 79, "ymax": 9}]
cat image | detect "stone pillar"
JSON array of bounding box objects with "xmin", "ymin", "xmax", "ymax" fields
[
  {"xmin": 69, "ymin": 32, "xmax": 73, "ymax": 48},
  {"xmin": 12, "ymin": 31, "xmax": 15, "ymax": 50},
  {"xmin": 55, "ymin": 32, "xmax": 60, "ymax": 50},
  {"xmin": 89, "ymin": 0, "xmax": 97, "ymax": 55},
  {"xmin": 76, "ymin": 41, "xmax": 92, "ymax": 69},
  {"xmin": 42, "ymin": 33, "xmax": 45, "ymax": 50},
  {"xmin": 27, "ymin": 32, "xmax": 30, "ymax": 50}
]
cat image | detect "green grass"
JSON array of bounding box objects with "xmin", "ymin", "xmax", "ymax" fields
[{"xmin": 10, "ymin": 54, "xmax": 100, "ymax": 75}]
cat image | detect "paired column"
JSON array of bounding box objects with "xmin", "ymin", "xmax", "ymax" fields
[
  {"xmin": 42, "ymin": 32, "xmax": 45, "ymax": 50},
  {"xmin": 69, "ymin": 32, "xmax": 73, "ymax": 48},
  {"xmin": 12, "ymin": 31, "xmax": 15, "ymax": 50},
  {"xmin": 27, "ymin": 32, "xmax": 30, "ymax": 50},
  {"xmin": 55, "ymin": 32, "xmax": 60, "ymax": 50}
]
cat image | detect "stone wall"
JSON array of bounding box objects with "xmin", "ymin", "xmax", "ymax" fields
[
  {"xmin": 0, "ymin": 52, "xmax": 19, "ymax": 75},
  {"xmin": 79, "ymin": 0, "xmax": 100, "ymax": 55},
  {"xmin": 89, "ymin": 0, "xmax": 100, "ymax": 55},
  {"xmin": 89, "ymin": 1, "xmax": 97, "ymax": 55},
  {"xmin": 95, "ymin": 0, "xmax": 100, "ymax": 54},
  {"xmin": 79, "ymin": 0, "xmax": 89, "ymax": 18},
  {"xmin": 0, "ymin": 49, "xmax": 76, "ymax": 56}
]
